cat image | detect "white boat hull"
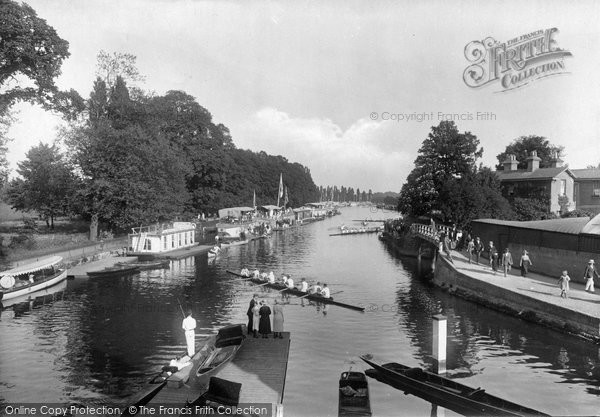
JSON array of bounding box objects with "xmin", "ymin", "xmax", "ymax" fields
[{"xmin": 1, "ymin": 270, "xmax": 68, "ymax": 301}]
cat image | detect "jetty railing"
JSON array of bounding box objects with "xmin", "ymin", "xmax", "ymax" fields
[{"xmin": 410, "ymin": 224, "xmax": 452, "ymax": 245}]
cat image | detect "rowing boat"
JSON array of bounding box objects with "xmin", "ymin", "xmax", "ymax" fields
[
  {"xmin": 225, "ymin": 270, "xmax": 364, "ymax": 312},
  {"xmin": 87, "ymin": 265, "xmax": 140, "ymax": 278},
  {"xmin": 360, "ymin": 355, "xmax": 548, "ymax": 416},
  {"xmin": 339, "ymin": 371, "xmax": 372, "ymax": 416},
  {"xmin": 115, "ymin": 260, "xmax": 170, "ymax": 270},
  {"xmin": 122, "ymin": 324, "xmax": 246, "ymax": 414}
]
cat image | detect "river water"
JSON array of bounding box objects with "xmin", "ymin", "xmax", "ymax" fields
[{"xmin": 0, "ymin": 207, "xmax": 598, "ymax": 416}]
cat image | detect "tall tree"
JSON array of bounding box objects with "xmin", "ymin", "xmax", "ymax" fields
[
  {"xmin": 399, "ymin": 121, "xmax": 483, "ymax": 217},
  {"xmin": 496, "ymin": 135, "xmax": 564, "ymax": 170},
  {"xmin": 6, "ymin": 143, "xmax": 78, "ymax": 228},
  {"xmin": 0, "ymin": 1, "xmax": 70, "ymax": 111}
]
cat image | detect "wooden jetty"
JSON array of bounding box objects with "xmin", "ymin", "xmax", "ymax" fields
[{"xmin": 217, "ymin": 332, "xmax": 291, "ymax": 416}]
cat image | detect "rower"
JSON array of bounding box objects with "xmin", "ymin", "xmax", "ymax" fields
[
  {"xmin": 240, "ymin": 268, "xmax": 250, "ymax": 277},
  {"xmin": 286, "ymin": 276, "xmax": 294, "ymax": 289},
  {"xmin": 281, "ymin": 274, "xmax": 289, "ymax": 286},
  {"xmin": 253, "ymin": 269, "xmax": 260, "ymax": 278},
  {"xmin": 260, "ymin": 272, "xmax": 268, "ymax": 282},
  {"xmin": 321, "ymin": 283, "xmax": 330, "ymax": 298},
  {"xmin": 268, "ymin": 271, "xmax": 275, "ymax": 283},
  {"xmin": 310, "ymin": 281, "xmax": 322, "ymax": 294},
  {"xmin": 299, "ymin": 278, "xmax": 308, "ymax": 292}
]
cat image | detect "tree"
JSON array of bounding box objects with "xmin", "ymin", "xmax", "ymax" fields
[
  {"xmin": 0, "ymin": 1, "xmax": 70, "ymax": 111},
  {"xmin": 6, "ymin": 143, "xmax": 78, "ymax": 228},
  {"xmin": 95, "ymin": 50, "xmax": 145, "ymax": 91},
  {"xmin": 496, "ymin": 135, "xmax": 564, "ymax": 170},
  {"xmin": 0, "ymin": 109, "xmax": 15, "ymax": 187},
  {"xmin": 398, "ymin": 121, "xmax": 483, "ymax": 217}
]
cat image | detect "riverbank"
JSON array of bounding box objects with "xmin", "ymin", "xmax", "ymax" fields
[{"xmin": 433, "ymin": 251, "xmax": 600, "ymax": 343}]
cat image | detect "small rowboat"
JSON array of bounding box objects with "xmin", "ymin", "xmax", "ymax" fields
[
  {"xmin": 115, "ymin": 260, "xmax": 170, "ymax": 270},
  {"xmin": 360, "ymin": 355, "xmax": 549, "ymax": 416},
  {"xmin": 225, "ymin": 270, "xmax": 364, "ymax": 312},
  {"xmin": 0, "ymin": 256, "xmax": 67, "ymax": 301},
  {"xmin": 87, "ymin": 264, "xmax": 140, "ymax": 278},
  {"xmin": 339, "ymin": 371, "xmax": 372, "ymax": 416}
]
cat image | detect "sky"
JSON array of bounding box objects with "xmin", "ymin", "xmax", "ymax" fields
[{"xmin": 6, "ymin": 0, "xmax": 600, "ymax": 192}]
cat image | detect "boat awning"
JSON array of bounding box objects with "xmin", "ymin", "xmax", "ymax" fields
[{"xmin": 1, "ymin": 256, "xmax": 63, "ymax": 277}]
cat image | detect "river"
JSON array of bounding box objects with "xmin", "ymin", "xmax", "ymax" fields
[{"xmin": 0, "ymin": 207, "xmax": 598, "ymax": 416}]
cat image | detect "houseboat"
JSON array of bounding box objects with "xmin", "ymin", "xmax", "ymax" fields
[{"xmin": 128, "ymin": 222, "xmax": 197, "ymax": 255}]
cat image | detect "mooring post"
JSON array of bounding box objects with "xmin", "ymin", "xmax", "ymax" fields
[
  {"xmin": 432, "ymin": 314, "xmax": 447, "ymax": 374},
  {"xmin": 417, "ymin": 244, "xmax": 422, "ymax": 273},
  {"xmin": 275, "ymin": 403, "xmax": 283, "ymax": 417}
]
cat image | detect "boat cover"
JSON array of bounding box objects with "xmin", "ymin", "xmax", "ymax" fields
[{"xmin": 1, "ymin": 256, "xmax": 63, "ymax": 277}]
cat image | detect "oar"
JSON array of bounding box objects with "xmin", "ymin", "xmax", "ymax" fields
[
  {"xmin": 330, "ymin": 291, "xmax": 344, "ymax": 296},
  {"xmin": 256, "ymin": 282, "xmax": 270, "ymax": 287}
]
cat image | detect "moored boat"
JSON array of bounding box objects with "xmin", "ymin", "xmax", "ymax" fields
[
  {"xmin": 0, "ymin": 256, "xmax": 67, "ymax": 301},
  {"xmin": 87, "ymin": 264, "xmax": 140, "ymax": 278},
  {"xmin": 360, "ymin": 355, "xmax": 549, "ymax": 416},
  {"xmin": 123, "ymin": 324, "xmax": 247, "ymax": 413},
  {"xmin": 339, "ymin": 371, "xmax": 372, "ymax": 416},
  {"xmin": 115, "ymin": 260, "xmax": 170, "ymax": 270},
  {"xmin": 226, "ymin": 270, "xmax": 364, "ymax": 312}
]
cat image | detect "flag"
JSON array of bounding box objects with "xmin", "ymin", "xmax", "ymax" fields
[
  {"xmin": 284, "ymin": 186, "xmax": 289, "ymax": 207},
  {"xmin": 278, "ymin": 173, "xmax": 284, "ymax": 198}
]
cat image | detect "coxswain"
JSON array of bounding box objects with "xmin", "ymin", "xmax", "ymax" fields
[
  {"xmin": 320, "ymin": 283, "xmax": 330, "ymax": 298},
  {"xmin": 286, "ymin": 276, "xmax": 294, "ymax": 289},
  {"xmin": 299, "ymin": 278, "xmax": 308, "ymax": 292}
]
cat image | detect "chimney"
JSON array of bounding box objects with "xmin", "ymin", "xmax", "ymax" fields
[
  {"xmin": 502, "ymin": 154, "xmax": 518, "ymax": 171},
  {"xmin": 549, "ymin": 151, "xmax": 564, "ymax": 168},
  {"xmin": 526, "ymin": 150, "xmax": 541, "ymax": 172}
]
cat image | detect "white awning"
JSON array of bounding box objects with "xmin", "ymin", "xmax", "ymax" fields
[{"xmin": 1, "ymin": 256, "xmax": 63, "ymax": 277}]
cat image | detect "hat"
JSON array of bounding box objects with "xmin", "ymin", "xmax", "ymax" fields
[{"xmin": 589, "ymin": 260, "xmax": 595, "ymax": 264}]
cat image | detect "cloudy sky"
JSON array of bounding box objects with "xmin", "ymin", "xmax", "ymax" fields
[{"xmin": 7, "ymin": 0, "xmax": 600, "ymax": 191}]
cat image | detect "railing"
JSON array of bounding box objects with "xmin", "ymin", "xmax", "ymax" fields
[{"xmin": 410, "ymin": 224, "xmax": 452, "ymax": 244}]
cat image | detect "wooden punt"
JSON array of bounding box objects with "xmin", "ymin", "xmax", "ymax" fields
[{"xmin": 339, "ymin": 371, "xmax": 372, "ymax": 416}]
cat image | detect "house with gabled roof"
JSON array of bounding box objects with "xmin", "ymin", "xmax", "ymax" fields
[
  {"xmin": 570, "ymin": 168, "xmax": 600, "ymax": 214},
  {"xmin": 495, "ymin": 151, "xmax": 576, "ymax": 214}
]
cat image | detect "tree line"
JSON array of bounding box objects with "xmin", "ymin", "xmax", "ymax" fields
[
  {"xmin": 317, "ymin": 185, "xmax": 373, "ymax": 203},
  {"xmin": 0, "ymin": 1, "xmax": 319, "ymax": 238}
]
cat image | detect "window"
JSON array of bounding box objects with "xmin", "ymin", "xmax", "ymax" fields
[
  {"xmin": 560, "ymin": 179, "xmax": 566, "ymax": 196},
  {"xmin": 593, "ymin": 181, "xmax": 600, "ymax": 197}
]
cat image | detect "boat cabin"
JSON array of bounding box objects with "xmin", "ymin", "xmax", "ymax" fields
[{"xmin": 128, "ymin": 222, "xmax": 196, "ymax": 253}]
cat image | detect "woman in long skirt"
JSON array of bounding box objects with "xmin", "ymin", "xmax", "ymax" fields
[
  {"xmin": 252, "ymin": 301, "xmax": 260, "ymax": 338},
  {"xmin": 258, "ymin": 300, "xmax": 272, "ymax": 338},
  {"xmin": 272, "ymin": 300, "xmax": 284, "ymax": 339},
  {"xmin": 520, "ymin": 250, "xmax": 532, "ymax": 277}
]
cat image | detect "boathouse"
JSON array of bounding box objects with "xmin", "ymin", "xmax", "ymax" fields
[
  {"xmin": 128, "ymin": 222, "xmax": 196, "ymax": 253},
  {"xmin": 471, "ymin": 214, "xmax": 600, "ymax": 283}
]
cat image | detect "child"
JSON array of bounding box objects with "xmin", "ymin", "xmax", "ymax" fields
[{"xmin": 558, "ymin": 270, "xmax": 570, "ymax": 299}]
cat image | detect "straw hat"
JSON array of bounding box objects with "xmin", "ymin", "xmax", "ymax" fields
[{"xmin": 589, "ymin": 259, "xmax": 595, "ymax": 264}]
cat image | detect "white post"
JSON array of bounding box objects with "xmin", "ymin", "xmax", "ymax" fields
[
  {"xmin": 275, "ymin": 404, "xmax": 284, "ymax": 417},
  {"xmin": 432, "ymin": 314, "xmax": 447, "ymax": 374}
]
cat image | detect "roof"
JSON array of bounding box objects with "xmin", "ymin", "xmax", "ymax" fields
[
  {"xmin": 259, "ymin": 205, "xmax": 282, "ymax": 210},
  {"xmin": 570, "ymin": 168, "xmax": 600, "ymax": 179},
  {"xmin": 293, "ymin": 207, "xmax": 312, "ymax": 212},
  {"xmin": 2, "ymin": 256, "xmax": 63, "ymax": 277},
  {"xmin": 581, "ymin": 213, "xmax": 600, "ymax": 235},
  {"xmin": 472, "ymin": 217, "xmax": 591, "ymax": 235},
  {"xmin": 495, "ymin": 166, "xmax": 572, "ymax": 181}
]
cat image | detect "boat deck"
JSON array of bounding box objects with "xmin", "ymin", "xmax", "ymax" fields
[
  {"xmin": 217, "ymin": 332, "xmax": 290, "ymax": 410},
  {"xmin": 129, "ymin": 244, "xmax": 214, "ymax": 260}
]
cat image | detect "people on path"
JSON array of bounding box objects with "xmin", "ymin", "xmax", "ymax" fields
[
  {"xmin": 490, "ymin": 245, "xmax": 499, "ymax": 275},
  {"xmin": 467, "ymin": 239, "xmax": 475, "ymax": 264},
  {"xmin": 583, "ymin": 259, "xmax": 598, "ymax": 293},
  {"xmin": 474, "ymin": 237, "xmax": 483, "ymax": 265},
  {"xmin": 558, "ymin": 270, "xmax": 570, "ymax": 298},
  {"xmin": 246, "ymin": 294, "xmax": 258, "ymax": 334},
  {"xmin": 520, "ymin": 250, "xmax": 532, "ymax": 277},
  {"xmin": 272, "ymin": 300, "xmax": 284, "ymax": 339},
  {"xmin": 501, "ymin": 248, "xmax": 513, "ymax": 277},
  {"xmin": 182, "ymin": 309, "xmax": 197, "ymax": 357},
  {"xmin": 441, "ymin": 233, "xmax": 454, "ymax": 264},
  {"xmin": 258, "ymin": 300, "xmax": 272, "ymax": 338},
  {"xmin": 487, "ymin": 242, "xmax": 496, "ymax": 268}
]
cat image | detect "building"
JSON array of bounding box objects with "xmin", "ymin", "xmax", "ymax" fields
[
  {"xmin": 570, "ymin": 168, "xmax": 600, "ymax": 215},
  {"xmin": 496, "ymin": 151, "xmax": 575, "ymax": 214}
]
